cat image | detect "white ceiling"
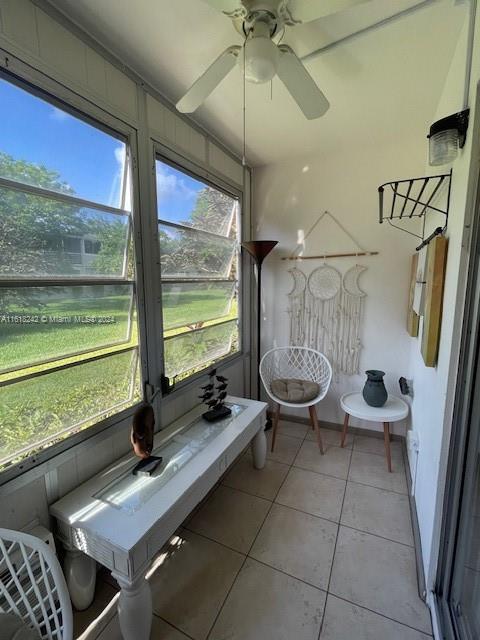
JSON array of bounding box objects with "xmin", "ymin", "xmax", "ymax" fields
[{"xmin": 49, "ymin": 0, "xmax": 466, "ymax": 166}]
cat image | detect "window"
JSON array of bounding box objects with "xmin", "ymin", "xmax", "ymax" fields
[
  {"xmin": 0, "ymin": 76, "xmax": 140, "ymax": 470},
  {"xmin": 156, "ymin": 159, "xmax": 240, "ymax": 383},
  {"xmin": 84, "ymin": 239, "xmax": 102, "ymax": 255}
]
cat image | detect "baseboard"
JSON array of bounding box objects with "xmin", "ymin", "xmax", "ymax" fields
[
  {"xmin": 427, "ymin": 591, "xmax": 443, "ymax": 640},
  {"xmin": 404, "ymin": 448, "xmax": 428, "ymax": 603},
  {"xmin": 270, "ymin": 410, "xmax": 404, "ymax": 442}
]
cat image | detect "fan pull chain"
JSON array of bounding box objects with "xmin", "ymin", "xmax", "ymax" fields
[{"xmin": 242, "ymin": 38, "xmax": 247, "ymax": 166}]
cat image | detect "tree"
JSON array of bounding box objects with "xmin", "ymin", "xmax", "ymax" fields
[
  {"xmin": 92, "ymin": 220, "xmax": 131, "ymax": 277},
  {"xmin": 0, "ymin": 153, "xmax": 130, "ymax": 306},
  {"xmin": 188, "ymin": 186, "xmax": 236, "ymax": 237},
  {"xmin": 159, "ymin": 187, "xmax": 237, "ymax": 278},
  {"xmin": 0, "ymin": 152, "xmax": 86, "ymax": 278}
]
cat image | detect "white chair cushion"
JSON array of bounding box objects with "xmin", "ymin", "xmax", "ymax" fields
[
  {"xmin": 0, "ymin": 613, "xmax": 40, "ymax": 640},
  {"xmin": 271, "ymin": 378, "xmax": 320, "ymax": 403}
]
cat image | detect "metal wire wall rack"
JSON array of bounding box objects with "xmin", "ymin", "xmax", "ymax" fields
[{"xmin": 378, "ymin": 169, "xmax": 452, "ymax": 251}]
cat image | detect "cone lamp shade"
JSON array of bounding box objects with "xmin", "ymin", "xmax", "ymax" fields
[{"xmin": 242, "ymin": 240, "xmax": 278, "ymax": 265}]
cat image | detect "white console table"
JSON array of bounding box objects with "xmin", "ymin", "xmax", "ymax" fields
[{"xmin": 50, "ymin": 396, "xmax": 267, "ymax": 640}]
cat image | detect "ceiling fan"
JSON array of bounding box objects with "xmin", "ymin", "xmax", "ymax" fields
[{"xmin": 176, "ymin": 0, "xmax": 371, "ymax": 119}]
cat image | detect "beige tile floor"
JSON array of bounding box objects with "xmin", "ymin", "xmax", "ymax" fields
[{"xmin": 74, "ymin": 421, "xmax": 432, "ymax": 640}]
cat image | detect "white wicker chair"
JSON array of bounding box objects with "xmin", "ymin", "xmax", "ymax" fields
[
  {"xmin": 0, "ymin": 528, "xmax": 73, "ymax": 640},
  {"xmin": 260, "ymin": 347, "xmax": 332, "ymax": 454}
]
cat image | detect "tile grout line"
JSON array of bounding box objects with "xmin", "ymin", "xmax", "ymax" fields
[
  {"xmin": 288, "ymin": 461, "xmax": 409, "ymax": 497},
  {"xmin": 335, "ymin": 522, "xmax": 415, "ymax": 549},
  {"xmin": 172, "ymin": 426, "xmax": 417, "ymax": 640},
  {"xmin": 320, "ymin": 436, "xmax": 432, "ymax": 639},
  {"xmin": 184, "ymin": 499, "xmax": 415, "ymax": 568},
  {"xmin": 317, "ymin": 440, "xmax": 354, "ymax": 639},
  {"xmin": 204, "ymin": 422, "xmax": 306, "ymax": 640},
  {"xmin": 98, "ymin": 537, "xmax": 431, "ymax": 640},
  {"xmin": 184, "ymin": 522, "xmax": 423, "ymax": 631},
  {"xmin": 292, "ymin": 461, "xmax": 351, "ymax": 483},
  {"xmin": 202, "ymin": 474, "xmax": 412, "ymax": 537},
  {"xmin": 152, "ymin": 612, "xmax": 197, "ymax": 640},
  {"xmin": 277, "ymin": 422, "xmax": 405, "ymax": 458},
  {"xmin": 244, "ymin": 555, "xmax": 328, "ymax": 593},
  {"xmin": 325, "ymin": 593, "xmax": 434, "ymax": 637}
]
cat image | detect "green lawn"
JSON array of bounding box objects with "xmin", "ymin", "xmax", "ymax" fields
[
  {"xmin": 0, "ymin": 287, "xmax": 238, "ymax": 467},
  {"xmin": 162, "ymin": 283, "xmax": 234, "ymax": 332},
  {"xmin": 1, "ymin": 293, "xmax": 133, "ymax": 373},
  {"xmin": 0, "ymin": 350, "xmax": 141, "ymax": 465}
]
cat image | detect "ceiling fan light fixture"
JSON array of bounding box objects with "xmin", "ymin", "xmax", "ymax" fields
[{"xmin": 242, "ymin": 35, "xmax": 279, "ymax": 83}]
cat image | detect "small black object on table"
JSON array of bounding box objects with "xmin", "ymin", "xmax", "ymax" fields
[{"xmin": 200, "ymin": 369, "xmax": 232, "ymax": 422}]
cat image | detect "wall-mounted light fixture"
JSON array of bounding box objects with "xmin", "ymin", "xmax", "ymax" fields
[{"xmin": 428, "ymin": 109, "xmax": 470, "ymax": 166}]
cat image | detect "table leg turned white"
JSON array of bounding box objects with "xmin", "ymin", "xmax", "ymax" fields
[
  {"xmin": 251, "ymin": 426, "xmax": 267, "ymax": 469},
  {"xmin": 64, "ymin": 548, "xmax": 96, "ymax": 610},
  {"xmin": 114, "ymin": 574, "xmax": 152, "ymax": 640}
]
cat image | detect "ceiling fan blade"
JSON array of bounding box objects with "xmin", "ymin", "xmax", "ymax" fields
[
  {"xmin": 277, "ymin": 45, "xmax": 329, "ymax": 119},
  {"xmin": 287, "ymin": 0, "xmax": 372, "ymax": 23},
  {"xmin": 201, "ymin": 0, "xmax": 246, "ymax": 17},
  {"xmin": 176, "ymin": 46, "xmax": 240, "ymax": 113}
]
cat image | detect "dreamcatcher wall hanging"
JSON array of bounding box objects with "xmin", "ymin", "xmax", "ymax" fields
[{"xmin": 284, "ymin": 211, "xmax": 378, "ymax": 376}]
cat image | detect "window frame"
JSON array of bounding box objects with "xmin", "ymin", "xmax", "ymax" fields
[
  {"xmin": 0, "ymin": 65, "xmax": 149, "ymax": 485},
  {"xmin": 152, "ymin": 143, "xmax": 245, "ymax": 394}
]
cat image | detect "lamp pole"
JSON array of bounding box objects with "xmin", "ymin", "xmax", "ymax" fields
[{"xmin": 242, "ymin": 241, "xmax": 278, "ymax": 416}]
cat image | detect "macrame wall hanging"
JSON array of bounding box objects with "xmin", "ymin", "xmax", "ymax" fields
[{"xmin": 286, "ymin": 211, "xmax": 376, "ymax": 376}]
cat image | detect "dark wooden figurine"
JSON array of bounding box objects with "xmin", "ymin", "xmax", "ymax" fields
[{"xmin": 131, "ymin": 404, "xmax": 155, "ymax": 458}]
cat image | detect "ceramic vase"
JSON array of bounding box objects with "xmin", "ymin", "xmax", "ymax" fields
[{"xmin": 362, "ymin": 370, "xmax": 388, "ymax": 407}]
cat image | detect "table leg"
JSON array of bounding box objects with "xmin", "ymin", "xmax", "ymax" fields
[
  {"xmin": 64, "ymin": 548, "xmax": 96, "ymax": 611},
  {"xmin": 341, "ymin": 413, "xmax": 349, "ymax": 448},
  {"xmin": 115, "ymin": 574, "xmax": 152, "ymax": 640},
  {"xmin": 251, "ymin": 425, "xmax": 267, "ymax": 469},
  {"xmin": 383, "ymin": 422, "xmax": 392, "ymax": 473}
]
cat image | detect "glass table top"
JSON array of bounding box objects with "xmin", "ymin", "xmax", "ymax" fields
[{"xmin": 94, "ymin": 403, "xmax": 246, "ymax": 515}]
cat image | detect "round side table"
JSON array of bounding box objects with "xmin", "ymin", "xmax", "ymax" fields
[{"xmin": 340, "ymin": 392, "xmax": 408, "ymax": 472}]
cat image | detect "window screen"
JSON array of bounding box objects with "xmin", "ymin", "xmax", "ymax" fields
[
  {"xmin": 156, "ymin": 160, "xmax": 240, "ymax": 382},
  {"xmin": 0, "ymin": 77, "xmax": 140, "ymax": 469}
]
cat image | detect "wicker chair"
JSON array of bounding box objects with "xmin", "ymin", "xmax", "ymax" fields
[
  {"xmin": 0, "ymin": 528, "xmax": 73, "ymax": 640},
  {"xmin": 260, "ymin": 347, "xmax": 332, "ymax": 454}
]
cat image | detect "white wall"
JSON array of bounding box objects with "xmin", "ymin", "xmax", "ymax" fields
[
  {"xmin": 253, "ymin": 135, "xmax": 426, "ymax": 435},
  {"xmin": 0, "ymin": 0, "xmax": 249, "ymax": 531},
  {"xmin": 408, "ymin": 5, "xmax": 480, "ymax": 592}
]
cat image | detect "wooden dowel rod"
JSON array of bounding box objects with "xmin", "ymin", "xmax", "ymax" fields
[{"xmin": 281, "ymin": 251, "xmax": 379, "ymax": 261}]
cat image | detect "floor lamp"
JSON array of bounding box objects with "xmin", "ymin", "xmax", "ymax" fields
[{"xmin": 242, "ymin": 240, "xmax": 278, "ymax": 427}]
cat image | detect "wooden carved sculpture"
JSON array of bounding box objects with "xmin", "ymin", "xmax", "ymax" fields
[{"xmin": 130, "ymin": 404, "xmax": 155, "ymax": 459}]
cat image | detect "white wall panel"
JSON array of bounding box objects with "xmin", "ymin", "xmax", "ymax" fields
[
  {"xmin": 146, "ymin": 93, "xmax": 166, "ymax": 138},
  {"xmin": 104, "ymin": 60, "xmax": 138, "ymax": 121},
  {"xmin": 208, "ymin": 141, "xmax": 243, "ymax": 187},
  {"xmin": 189, "ymin": 127, "xmax": 207, "ymax": 163},
  {"xmin": 147, "ymin": 93, "xmax": 207, "ymax": 165},
  {"xmin": 0, "ymin": 0, "xmax": 39, "ymax": 57},
  {"xmin": 56, "ymin": 457, "xmax": 80, "ymax": 500},
  {"xmin": 0, "ymin": 477, "xmax": 49, "ymax": 530},
  {"xmin": 36, "ymin": 8, "xmax": 87, "ymax": 87},
  {"xmin": 85, "ymin": 46, "xmax": 107, "ymax": 99},
  {"xmin": 0, "ymin": 1, "xmax": 139, "ymax": 124}
]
